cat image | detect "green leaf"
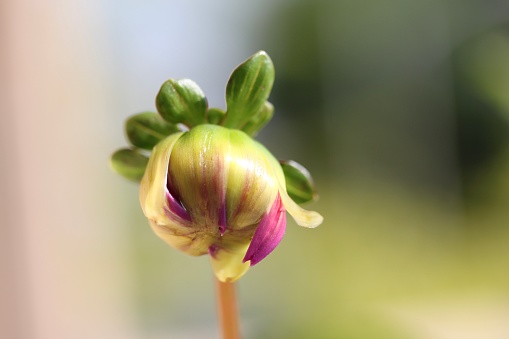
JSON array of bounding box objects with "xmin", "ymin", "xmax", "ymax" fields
[
  {"xmin": 223, "ymin": 51, "xmax": 275, "ymax": 129},
  {"xmin": 125, "ymin": 112, "xmax": 180, "ymax": 150},
  {"xmin": 110, "ymin": 148, "xmax": 149, "ymax": 182},
  {"xmin": 156, "ymin": 79, "xmax": 207, "ymax": 127},
  {"xmin": 241, "ymin": 101, "xmax": 274, "ymax": 136},
  {"xmin": 280, "ymin": 160, "xmax": 318, "ymax": 204},
  {"xmin": 206, "ymin": 107, "xmax": 226, "ymax": 125}
]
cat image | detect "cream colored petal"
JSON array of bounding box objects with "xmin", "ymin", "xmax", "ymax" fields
[
  {"xmin": 148, "ymin": 220, "xmax": 210, "ymax": 256},
  {"xmin": 139, "ymin": 132, "xmax": 184, "ymax": 226},
  {"xmin": 278, "ymin": 188, "xmax": 323, "ymax": 228},
  {"xmin": 209, "ymin": 242, "xmax": 251, "ymax": 282},
  {"xmin": 256, "ymin": 142, "xmax": 323, "ymax": 228}
]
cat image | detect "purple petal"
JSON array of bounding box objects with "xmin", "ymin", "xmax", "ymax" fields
[
  {"xmin": 164, "ymin": 189, "xmax": 191, "ymax": 222},
  {"xmin": 243, "ymin": 193, "xmax": 286, "ymax": 266}
]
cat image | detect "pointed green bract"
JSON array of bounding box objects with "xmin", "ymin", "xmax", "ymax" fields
[
  {"xmin": 110, "ymin": 148, "xmax": 149, "ymax": 182},
  {"xmin": 125, "ymin": 112, "xmax": 180, "ymax": 150},
  {"xmin": 156, "ymin": 79, "xmax": 208, "ymax": 127},
  {"xmin": 280, "ymin": 160, "xmax": 318, "ymax": 204},
  {"xmin": 241, "ymin": 101, "xmax": 274, "ymax": 136},
  {"xmin": 206, "ymin": 107, "xmax": 226, "ymax": 125},
  {"xmin": 223, "ymin": 51, "xmax": 275, "ymax": 129}
]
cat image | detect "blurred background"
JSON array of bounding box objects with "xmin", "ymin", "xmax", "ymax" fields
[{"xmin": 2, "ymin": 0, "xmax": 509, "ymax": 338}]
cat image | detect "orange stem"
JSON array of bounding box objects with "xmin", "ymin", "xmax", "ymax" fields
[{"xmin": 215, "ymin": 278, "xmax": 240, "ymax": 339}]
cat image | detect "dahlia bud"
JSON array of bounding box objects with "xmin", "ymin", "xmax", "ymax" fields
[
  {"xmin": 139, "ymin": 124, "xmax": 322, "ymax": 282},
  {"xmin": 111, "ymin": 51, "xmax": 323, "ymax": 282}
]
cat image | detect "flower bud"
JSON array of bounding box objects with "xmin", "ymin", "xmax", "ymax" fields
[{"xmin": 140, "ymin": 124, "xmax": 322, "ymax": 282}]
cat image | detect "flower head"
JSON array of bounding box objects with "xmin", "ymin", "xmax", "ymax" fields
[
  {"xmin": 110, "ymin": 51, "xmax": 323, "ymax": 282},
  {"xmin": 140, "ymin": 124, "xmax": 322, "ymax": 282}
]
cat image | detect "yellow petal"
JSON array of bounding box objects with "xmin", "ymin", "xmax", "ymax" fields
[
  {"xmin": 148, "ymin": 220, "xmax": 211, "ymax": 256},
  {"xmin": 139, "ymin": 132, "xmax": 184, "ymax": 226},
  {"xmin": 209, "ymin": 242, "xmax": 251, "ymax": 282},
  {"xmin": 256, "ymin": 142, "xmax": 323, "ymax": 228},
  {"xmin": 278, "ymin": 189, "xmax": 323, "ymax": 228}
]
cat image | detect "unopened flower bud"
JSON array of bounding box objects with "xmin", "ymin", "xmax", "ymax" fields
[{"xmin": 140, "ymin": 124, "xmax": 322, "ymax": 282}]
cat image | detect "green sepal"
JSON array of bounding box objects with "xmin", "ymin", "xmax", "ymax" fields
[
  {"xmin": 206, "ymin": 108, "xmax": 226, "ymax": 125},
  {"xmin": 223, "ymin": 51, "xmax": 275, "ymax": 129},
  {"xmin": 280, "ymin": 160, "xmax": 318, "ymax": 204},
  {"xmin": 125, "ymin": 112, "xmax": 180, "ymax": 150},
  {"xmin": 156, "ymin": 79, "xmax": 208, "ymax": 127},
  {"xmin": 241, "ymin": 101, "xmax": 274, "ymax": 136},
  {"xmin": 110, "ymin": 148, "xmax": 149, "ymax": 182}
]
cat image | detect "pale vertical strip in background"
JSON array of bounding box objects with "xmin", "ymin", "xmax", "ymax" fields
[
  {"xmin": 0, "ymin": 0, "xmax": 33, "ymax": 336},
  {"xmin": 0, "ymin": 0, "xmax": 137, "ymax": 338}
]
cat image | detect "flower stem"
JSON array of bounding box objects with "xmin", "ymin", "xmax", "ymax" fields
[{"xmin": 215, "ymin": 278, "xmax": 240, "ymax": 339}]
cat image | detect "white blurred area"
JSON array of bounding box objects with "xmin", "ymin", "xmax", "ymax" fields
[{"xmin": 2, "ymin": 0, "xmax": 509, "ymax": 338}]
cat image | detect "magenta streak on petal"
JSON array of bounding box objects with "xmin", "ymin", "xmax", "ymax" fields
[
  {"xmin": 218, "ymin": 203, "xmax": 227, "ymax": 236},
  {"xmin": 213, "ymin": 151, "xmax": 227, "ymax": 236},
  {"xmin": 243, "ymin": 193, "xmax": 286, "ymax": 266},
  {"xmin": 209, "ymin": 244, "xmax": 220, "ymax": 258},
  {"xmin": 164, "ymin": 189, "xmax": 191, "ymax": 222}
]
